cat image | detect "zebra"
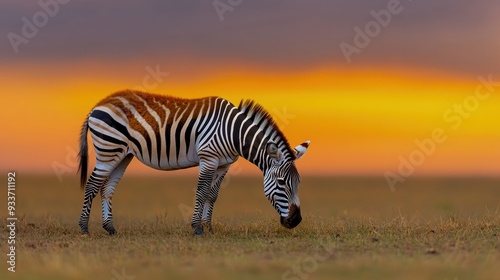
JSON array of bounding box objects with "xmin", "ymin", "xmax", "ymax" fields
[{"xmin": 78, "ymin": 90, "xmax": 310, "ymax": 235}]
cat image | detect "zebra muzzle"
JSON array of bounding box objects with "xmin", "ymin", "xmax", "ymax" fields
[{"xmin": 280, "ymin": 204, "xmax": 302, "ymax": 229}]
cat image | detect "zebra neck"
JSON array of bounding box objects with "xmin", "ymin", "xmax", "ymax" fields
[
  {"xmin": 238, "ymin": 128, "xmax": 267, "ymax": 171},
  {"xmin": 236, "ymin": 124, "xmax": 290, "ymax": 172}
]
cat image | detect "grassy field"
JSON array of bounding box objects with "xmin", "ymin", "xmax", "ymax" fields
[{"xmin": 1, "ymin": 175, "xmax": 499, "ymax": 280}]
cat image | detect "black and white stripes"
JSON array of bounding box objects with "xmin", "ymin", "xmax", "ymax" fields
[{"xmin": 78, "ymin": 90, "xmax": 309, "ymax": 235}]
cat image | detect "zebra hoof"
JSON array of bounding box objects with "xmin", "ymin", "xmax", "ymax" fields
[
  {"xmin": 79, "ymin": 223, "xmax": 89, "ymax": 234},
  {"xmin": 104, "ymin": 226, "xmax": 116, "ymax": 235},
  {"xmin": 193, "ymin": 227, "xmax": 204, "ymax": 236},
  {"xmin": 103, "ymin": 223, "xmax": 116, "ymax": 235}
]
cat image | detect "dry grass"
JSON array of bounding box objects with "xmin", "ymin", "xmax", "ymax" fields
[{"xmin": 1, "ymin": 175, "xmax": 499, "ymax": 279}]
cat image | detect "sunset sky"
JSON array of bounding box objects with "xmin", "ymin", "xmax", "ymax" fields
[{"xmin": 1, "ymin": 0, "xmax": 499, "ymax": 178}]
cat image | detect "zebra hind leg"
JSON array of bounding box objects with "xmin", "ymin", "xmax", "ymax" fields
[
  {"xmin": 100, "ymin": 155, "xmax": 133, "ymax": 235},
  {"xmin": 79, "ymin": 167, "xmax": 112, "ymax": 234},
  {"xmin": 201, "ymin": 165, "xmax": 230, "ymax": 232}
]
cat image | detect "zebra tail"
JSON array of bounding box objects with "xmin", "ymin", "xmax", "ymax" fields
[{"xmin": 78, "ymin": 115, "xmax": 89, "ymax": 190}]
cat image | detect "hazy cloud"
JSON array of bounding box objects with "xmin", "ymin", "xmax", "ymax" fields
[{"xmin": 2, "ymin": 0, "xmax": 498, "ymax": 76}]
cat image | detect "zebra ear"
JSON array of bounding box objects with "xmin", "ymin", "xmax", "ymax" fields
[
  {"xmin": 294, "ymin": 140, "xmax": 310, "ymax": 160},
  {"xmin": 266, "ymin": 141, "xmax": 282, "ymax": 161}
]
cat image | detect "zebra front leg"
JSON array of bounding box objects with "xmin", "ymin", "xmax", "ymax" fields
[
  {"xmin": 100, "ymin": 155, "xmax": 133, "ymax": 235},
  {"xmin": 191, "ymin": 159, "xmax": 218, "ymax": 235},
  {"xmin": 201, "ymin": 164, "xmax": 230, "ymax": 232},
  {"xmin": 79, "ymin": 169, "xmax": 109, "ymax": 234}
]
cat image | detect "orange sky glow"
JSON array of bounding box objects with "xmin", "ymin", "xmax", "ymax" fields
[
  {"xmin": 2, "ymin": 1, "xmax": 499, "ymax": 180},
  {"xmin": 2, "ymin": 60, "xmax": 499, "ymax": 179}
]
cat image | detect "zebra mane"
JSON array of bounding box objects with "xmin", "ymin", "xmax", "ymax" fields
[{"xmin": 238, "ymin": 100, "xmax": 296, "ymax": 160}]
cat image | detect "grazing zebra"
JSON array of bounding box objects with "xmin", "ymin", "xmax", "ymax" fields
[{"xmin": 78, "ymin": 90, "xmax": 310, "ymax": 235}]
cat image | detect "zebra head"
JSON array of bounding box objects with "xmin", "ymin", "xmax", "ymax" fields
[{"xmin": 263, "ymin": 140, "xmax": 310, "ymax": 229}]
